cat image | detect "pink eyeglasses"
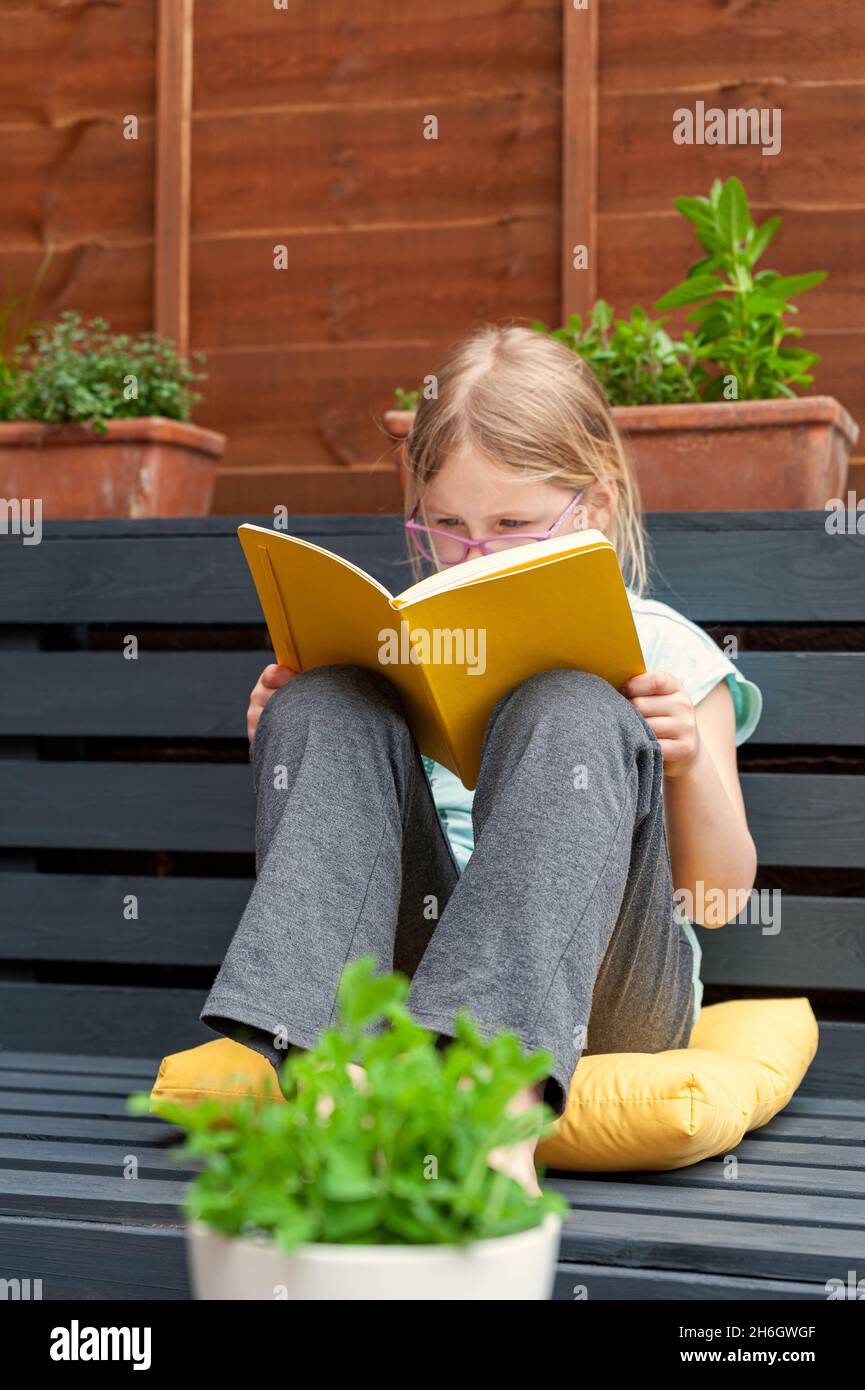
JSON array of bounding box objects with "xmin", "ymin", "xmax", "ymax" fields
[{"xmin": 406, "ymin": 489, "xmax": 587, "ymax": 567}]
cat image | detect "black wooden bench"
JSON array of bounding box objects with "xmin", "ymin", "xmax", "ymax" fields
[{"xmin": 1, "ymin": 511, "xmax": 863, "ymax": 1300}]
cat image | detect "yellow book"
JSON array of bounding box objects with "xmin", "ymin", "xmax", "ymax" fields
[{"xmin": 238, "ymin": 524, "xmax": 646, "ymax": 790}]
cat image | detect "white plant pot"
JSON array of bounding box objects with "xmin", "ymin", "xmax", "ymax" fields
[{"xmin": 188, "ymin": 1215, "xmax": 562, "ymax": 1301}]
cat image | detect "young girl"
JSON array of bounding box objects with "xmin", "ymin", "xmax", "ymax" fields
[{"xmin": 202, "ymin": 325, "xmax": 762, "ymax": 1183}]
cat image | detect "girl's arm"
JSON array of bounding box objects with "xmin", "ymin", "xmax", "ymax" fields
[{"xmin": 621, "ymin": 672, "xmax": 757, "ymax": 926}]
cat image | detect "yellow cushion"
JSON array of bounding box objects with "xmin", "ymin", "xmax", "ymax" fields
[
  {"xmin": 150, "ymin": 997, "xmax": 818, "ymax": 1172},
  {"xmin": 150, "ymin": 1035, "xmax": 283, "ymax": 1107},
  {"xmin": 538, "ymin": 996, "xmax": 818, "ymax": 1171}
]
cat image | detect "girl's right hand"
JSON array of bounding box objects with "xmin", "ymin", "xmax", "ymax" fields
[{"xmin": 247, "ymin": 662, "xmax": 298, "ymax": 743}]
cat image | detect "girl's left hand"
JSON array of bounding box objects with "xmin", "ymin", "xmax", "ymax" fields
[{"xmin": 619, "ymin": 669, "xmax": 700, "ymax": 778}]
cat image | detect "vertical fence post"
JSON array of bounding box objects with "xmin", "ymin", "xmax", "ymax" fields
[
  {"xmin": 561, "ymin": 0, "xmax": 598, "ymax": 322},
  {"xmin": 154, "ymin": 0, "xmax": 193, "ymax": 353}
]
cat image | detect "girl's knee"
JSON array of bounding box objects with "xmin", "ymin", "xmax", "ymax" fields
[
  {"xmin": 257, "ymin": 663, "xmax": 404, "ymax": 744},
  {"xmin": 496, "ymin": 667, "xmax": 638, "ymax": 736}
]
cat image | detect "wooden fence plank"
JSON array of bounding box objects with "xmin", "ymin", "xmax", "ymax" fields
[
  {"xmin": 560, "ymin": 0, "xmax": 597, "ymax": 318},
  {"xmin": 1, "ymin": 0, "xmax": 156, "ymax": 125},
  {"xmin": 191, "ymin": 100, "xmax": 559, "ymax": 238},
  {"xmin": 0, "ymin": 245, "xmax": 152, "ymax": 336},
  {"xmin": 599, "ymin": 82, "xmax": 865, "ymax": 215},
  {"xmin": 192, "ymin": 0, "xmax": 560, "ymax": 111},
  {"xmin": 154, "ymin": 0, "xmax": 193, "ymax": 354},
  {"xmin": 598, "ymin": 208, "xmax": 865, "ymax": 337},
  {"xmin": 600, "ymin": 0, "xmax": 865, "ymax": 88},
  {"xmin": 188, "ymin": 221, "xmax": 559, "ymax": 351},
  {"xmin": 1, "ymin": 124, "xmax": 154, "ymax": 250}
]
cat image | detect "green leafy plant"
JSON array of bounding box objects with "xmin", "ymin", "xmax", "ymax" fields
[
  {"xmin": 130, "ymin": 957, "xmax": 566, "ymax": 1250},
  {"xmin": 654, "ymin": 176, "xmax": 826, "ymax": 399},
  {"xmin": 532, "ymin": 300, "xmax": 705, "ymax": 406},
  {"xmin": 531, "ymin": 177, "xmax": 826, "ymax": 405},
  {"xmin": 1, "ymin": 310, "xmax": 206, "ymax": 431},
  {"xmin": 0, "ymin": 246, "xmax": 54, "ymax": 419},
  {"xmin": 393, "ymin": 386, "xmax": 421, "ymax": 411}
]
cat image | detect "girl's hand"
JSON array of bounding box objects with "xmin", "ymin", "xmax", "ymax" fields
[
  {"xmin": 247, "ymin": 662, "xmax": 297, "ymax": 743},
  {"xmin": 619, "ymin": 669, "xmax": 700, "ymax": 778}
]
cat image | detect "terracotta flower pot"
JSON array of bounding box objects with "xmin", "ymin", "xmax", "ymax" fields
[
  {"xmin": 385, "ymin": 397, "xmax": 859, "ymax": 511},
  {"xmin": 0, "ymin": 417, "xmax": 226, "ymax": 519}
]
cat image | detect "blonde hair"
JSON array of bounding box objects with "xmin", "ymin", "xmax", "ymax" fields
[{"xmin": 402, "ymin": 323, "xmax": 648, "ymax": 594}]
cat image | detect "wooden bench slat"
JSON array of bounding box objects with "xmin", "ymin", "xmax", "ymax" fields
[
  {"xmin": 647, "ymin": 519, "xmax": 865, "ymax": 622},
  {"xmin": 0, "ymin": 1091, "xmax": 145, "ymax": 1118},
  {"xmin": 562, "ymin": 1160, "xmax": 865, "ymax": 1198},
  {"xmin": 0, "ymin": 763, "xmax": 255, "ymax": 852},
  {"xmin": 704, "ymin": 1138, "xmax": 865, "ymax": 1170},
  {"xmin": 0, "ymin": 1113, "xmax": 178, "ymax": 1143},
  {"xmin": 0, "ymin": 1138, "xmax": 199, "ymax": 1177},
  {"xmin": 0, "ymin": 1168, "xmax": 188, "ymax": 1224},
  {"xmin": 553, "ymin": 1263, "xmax": 825, "ymax": 1301},
  {"xmin": 0, "ymin": 1051, "xmax": 161, "ymax": 1076},
  {"xmin": 552, "ymin": 1177, "xmax": 865, "ymax": 1228},
  {"xmin": 697, "ymin": 897, "xmax": 865, "ymax": 991},
  {"xmin": 3, "ymin": 513, "xmax": 863, "ymax": 624},
  {"xmin": 0, "ymin": 982, "xmax": 212, "ymax": 1057},
  {"xmin": 799, "ymin": 1023, "xmax": 865, "ymax": 1099},
  {"xmin": 737, "ymin": 653, "xmax": 865, "ymax": 745},
  {"xmin": 0, "ymin": 874, "xmax": 249, "ymax": 964},
  {"xmin": 0, "ymin": 1216, "xmax": 191, "ymax": 1300},
  {"xmin": 0, "ymin": 526, "xmax": 411, "ymax": 625},
  {"xmin": 4, "ymin": 875, "xmax": 863, "ymax": 997},
  {"xmin": 2, "ymin": 649, "xmax": 864, "ymax": 745},
  {"xmin": 745, "ymin": 1115, "xmax": 865, "ymax": 1144},
  {"xmin": 558, "ymin": 1207, "xmax": 865, "ymax": 1283},
  {"xmin": 743, "ymin": 775, "xmax": 865, "ymax": 867},
  {"xmin": 0, "ymin": 1071, "xmax": 160, "ymax": 1098},
  {"xmin": 783, "ymin": 1094, "xmax": 865, "ymax": 1119},
  {"xmin": 2, "ymin": 765, "xmax": 864, "ymax": 865},
  {"xmin": 0, "ymin": 652, "xmax": 264, "ymax": 738}
]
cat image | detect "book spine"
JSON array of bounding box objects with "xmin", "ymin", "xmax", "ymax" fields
[{"xmin": 256, "ymin": 544, "xmax": 301, "ymax": 671}]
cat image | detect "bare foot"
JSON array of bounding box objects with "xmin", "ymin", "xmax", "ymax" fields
[{"xmin": 487, "ymin": 1083, "xmax": 544, "ymax": 1198}]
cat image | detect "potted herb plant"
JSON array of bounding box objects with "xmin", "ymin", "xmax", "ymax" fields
[
  {"xmin": 0, "ymin": 309, "xmax": 224, "ymax": 518},
  {"xmin": 386, "ymin": 178, "xmax": 858, "ymax": 511},
  {"xmin": 135, "ymin": 958, "xmax": 565, "ymax": 1301}
]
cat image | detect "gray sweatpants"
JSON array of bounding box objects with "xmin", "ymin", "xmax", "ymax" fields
[{"xmin": 201, "ymin": 664, "xmax": 694, "ymax": 1112}]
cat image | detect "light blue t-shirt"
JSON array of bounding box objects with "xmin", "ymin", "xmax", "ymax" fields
[{"xmin": 421, "ymin": 593, "xmax": 763, "ymax": 1026}]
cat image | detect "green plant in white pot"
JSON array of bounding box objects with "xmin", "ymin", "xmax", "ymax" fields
[{"xmin": 134, "ymin": 958, "xmax": 566, "ymax": 1301}]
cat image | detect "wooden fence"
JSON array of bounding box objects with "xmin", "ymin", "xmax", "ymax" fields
[{"xmin": 2, "ymin": 0, "xmax": 862, "ymax": 511}]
